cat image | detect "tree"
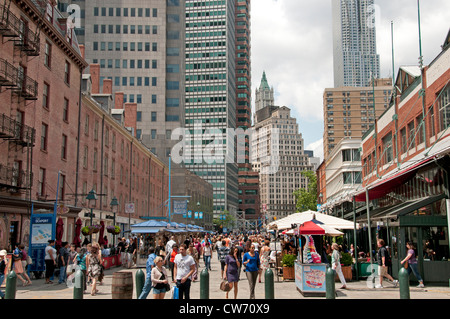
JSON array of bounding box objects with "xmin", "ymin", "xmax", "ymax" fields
[
  {"xmin": 213, "ymin": 210, "xmax": 236, "ymax": 232},
  {"xmin": 293, "ymin": 171, "xmax": 318, "ymax": 212}
]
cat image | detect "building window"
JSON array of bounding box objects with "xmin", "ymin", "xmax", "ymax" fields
[
  {"xmin": 44, "ymin": 41, "xmax": 51, "ymax": 68},
  {"xmin": 41, "ymin": 123, "xmax": 48, "ymax": 151},
  {"xmin": 429, "ymin": 105, "xmax": 436, "ymax": 137},
  {"xmin": 151, "ymin": 112, "xmax": 157, "ymax": 122},
  {"xmin": 83, "ymin": 145, "xmax": 88, "ymax": 168},
  {"xmin": 43, "ymin": 83, "xmax": 49, "ymax": 109},
  {"xmin": 61, "ymin": 134, "xmax": 67, "ymax": 159},
  {"xmin": 63, "ymin": 98, "xmax": 69, "ymax": 122},
  {"xmin": 93, "ymin": 148, "xmax": 98, "ymax": 171},
  {"xmin": 382, "ymin": 133, "xmax": 393, "ymax": 164},
  {"xmin": 58, "ymin": 174, "xmax": 65, "ymax": 201},
  {"xmin": 84, "ymin": 115, "xmax": 89, "ymax": 135},
  {"xmin": 151, "ymin": 129, "xmax": 157, "ymax": 139},
  {"xmin": 64, "ymin": 61, "xmax": 70, "ymax": 85},
  {"xmin": 38, "ymin": 168, "xmax": 46, "ymax": 196},
  {"xmin": 407, "ymin": 121, "xmax": 415, "ymax": 150},
  {"xmin": 437, "ymin": 85, "xmax": 450, "ymax": 132}
]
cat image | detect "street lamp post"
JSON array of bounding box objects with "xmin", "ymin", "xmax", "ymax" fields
[
  {"xmin": 110, "ymin": 196, "xmax": 119, "ymax": 247},
  {"xmin": 86, "ymin": 189, "xmax": 98, "ymax": 243}
]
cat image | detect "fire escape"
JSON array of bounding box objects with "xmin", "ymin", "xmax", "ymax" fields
[{"xmin": 0, "ymin": 0, "xmax": 39, "ymax": 193}]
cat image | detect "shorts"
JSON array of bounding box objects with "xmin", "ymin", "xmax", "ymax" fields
[
  {"xmin": 153, "ymin": 287, "xmax": 167, "ymax": 294},
  {"xmin": 378, "ymin": 265, "xmax": 388, "ymax": 277}
]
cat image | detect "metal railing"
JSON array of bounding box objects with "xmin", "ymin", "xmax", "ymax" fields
[
  {"xmin": 0, "ymin": 3, "xmax": 22, "ymax": 38},
  {"xmin": 0, "ymin": 164, "xmax": 32, "ymax": 189},
  {"xmin": 0, "ymin": 58, "xmax": 39, "ymax": 100},
  {"xmin": 0, "ymin": 113, "xmax": 36, "ymax": 145}
]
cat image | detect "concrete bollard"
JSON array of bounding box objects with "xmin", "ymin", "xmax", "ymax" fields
[
  {"xmin": 200, "ymin": 268, "xmax": 209, "ymax": 299},
  {"xmin": 264, "ymin": 268, "xmax": 274, "ymax": 299},
  {"xmin": 5, "ymin": 270, "xmax": 17, "ymax": 299},
  {"xmin": 135, "ymin": 269, "xmax": 145, "ymax": 299},
  {"xmin": 73, "ymin": 269, "xmax": 84, "ymax": 299},
  {"xmin": 398, "ymin": 267, "xmax": 410, "ymax": 299},
  {"xmin": 326, "ymin": 266, "xmax": 336, "ymax": 299}
]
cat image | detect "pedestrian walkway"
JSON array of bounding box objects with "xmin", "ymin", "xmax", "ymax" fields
[{"xmin": 8, "ymin": 252, "xmax": 450, "ymax": 299}]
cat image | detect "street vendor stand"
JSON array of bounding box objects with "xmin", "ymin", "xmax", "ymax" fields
[
  {"xmin": 294, "ymin": 220, "xmax": 343, "ymax": 297},
  {"xmin": 130, "ymin": 220, "xmax": 168, "ymax": 267}
]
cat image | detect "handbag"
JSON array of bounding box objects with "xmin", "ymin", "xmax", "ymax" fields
[
  {"xmin": 164, "ymin": 283, "xmax": 171, "ymax": 292},
  {"xmin": 220, "ymin": 279, "xmax": 232, "ymax": 292},
  {"xmin": 403, "ymin": 261, "xmax": 409, "ymax": 269}
]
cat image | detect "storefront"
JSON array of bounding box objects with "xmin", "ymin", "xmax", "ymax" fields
[{"xmin": 354, "ymin": 156, "xmax": 450, "ymax": 283}]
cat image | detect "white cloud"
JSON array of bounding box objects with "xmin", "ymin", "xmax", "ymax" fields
[
  {"xmin": 251, "ymin": 0, "xmax": 450, "ymax": 147},
  {"xmin": 306, "ymin": 138, "xmax": 324, "ymax": 163}
]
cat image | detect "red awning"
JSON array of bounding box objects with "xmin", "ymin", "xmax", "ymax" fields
[
  {"xmin": 355, "ymin": 156, "xmax": 436, "ymax": 202},
  {"xmin": 298, "ymin": 221, "xmax": 325, "ymax": 235}
]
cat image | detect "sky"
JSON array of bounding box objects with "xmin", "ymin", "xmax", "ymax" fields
[{"xmin": 251, "ymin": 0, "xmax": 450, "ymax": 162}]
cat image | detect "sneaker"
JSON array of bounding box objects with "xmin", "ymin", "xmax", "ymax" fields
[
  {"xmin": 417, "ymin": 283, "xmax": 425, "ymax": 288},
  {"xmin": 393, "ymin": 280, "xmax": 399, "ymax": 287},
  {"xmin": 375, "ymin": 284, "xmax": 384, "ymax": 289}
]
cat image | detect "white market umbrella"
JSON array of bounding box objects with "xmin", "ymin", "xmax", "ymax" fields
[{"xmin": 267, "ymin": 210, "xmax": 359, "ymax": 231}]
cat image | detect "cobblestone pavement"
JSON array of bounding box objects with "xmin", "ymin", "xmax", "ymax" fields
[{"xmin": 5, "ymin": 252, "xmax": 450, "ymax": 300}]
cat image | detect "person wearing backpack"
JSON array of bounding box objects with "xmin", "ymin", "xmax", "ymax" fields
[{"xmin": 376, "ymin": 239, "xmax": 398, "ymax": 288}]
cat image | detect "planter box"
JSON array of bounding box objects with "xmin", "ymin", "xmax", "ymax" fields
[
  {"xmin": 283, "ymin": 266, "xmax": 295, "ymax": 280},
  {"xmin": 335, "ymin": 265, "xmax": 353, "ymax": 281}
]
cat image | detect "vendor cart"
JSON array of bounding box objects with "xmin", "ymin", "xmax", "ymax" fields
[{"xmin": 294, "ymin": 219, "xmax": 343, "ymax": 297}]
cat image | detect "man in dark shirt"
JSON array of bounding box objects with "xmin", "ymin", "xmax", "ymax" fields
[{"xmin": 58, "ymin": 242, "xmax": 70, "ymax": 284}]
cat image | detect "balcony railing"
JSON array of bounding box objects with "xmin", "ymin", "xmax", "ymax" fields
[
  {"xmin": 0, "ymin": 113, "xmax": 35, "ymax": 146},
  {"xmin": 0, "ymin": 3, "xmax": 40, "ymax": 56},
  {"xmin": 0, "ymin": 164, "xmax": 32, "ymax": 190},
  {"xmin": 0, "ymin": 3, "xmax": 22, "ymax": 38},
  {"xmin": 0, "ymin": 58, "xmax": 38, "ymax": 100}
]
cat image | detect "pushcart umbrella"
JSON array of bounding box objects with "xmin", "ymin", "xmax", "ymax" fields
[{"xmin": 267, "ymin": 210, "xmax": 358, "ymax": 231}]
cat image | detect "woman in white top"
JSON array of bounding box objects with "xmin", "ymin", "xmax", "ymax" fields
[
  {"xmin": 44, "ymin": 240, "xmax": 57, "ymax": 284},
  {"xmin": 201, "ymin": 242, "xmax": 212, "ymax": 271},
  {"xmin": 151, "ymin": 257, "xmax": 169, "ymax": 299}
]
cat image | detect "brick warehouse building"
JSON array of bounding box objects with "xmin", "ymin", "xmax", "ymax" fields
[
  {"xmin": 352, "ymin": 29, "xmax": 450, "ymax": 283},
  {"xmin": 0, "ymin": 0, "xmax": 87, "ymax": 251},
  {"xmin": 0, "ymin": 0, "xmax": 171, "ymax": 251}
]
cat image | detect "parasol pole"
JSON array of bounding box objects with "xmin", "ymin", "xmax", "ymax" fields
[{"xmin": 353, "ymin": 196, "xmax": 359, "ymax": 280}]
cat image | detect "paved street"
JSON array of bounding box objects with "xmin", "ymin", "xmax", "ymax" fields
[{"xmin": 6, "ymin": 252, "xmax": 450, "ymax": 300}]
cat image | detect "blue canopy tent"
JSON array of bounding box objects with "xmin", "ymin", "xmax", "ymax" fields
[{"xmin": 130, "ymin": 220, "xmax": 168, "ymax": 267}]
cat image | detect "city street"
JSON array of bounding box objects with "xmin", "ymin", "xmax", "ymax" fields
[{"xmin": 8, "ymin": 252, "xmax": 450, "ymax": 300}]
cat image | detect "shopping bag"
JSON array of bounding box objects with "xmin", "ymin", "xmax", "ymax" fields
[
  {"xmin": 220, "ymin": 280, "xmax": 232, "ymax": 292},
  {"xmin": 170, "ymin": 285, "xmax": 179, "ymax": 299}
]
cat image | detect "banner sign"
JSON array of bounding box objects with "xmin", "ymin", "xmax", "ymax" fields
[
  {"xmin": 187, "ymin": 210, "xmax": 192, "ymax": 218},
  {"xmin": 173, "ymin": 200, "xmax": 188, "ymax": 215},
  {"xmin": 199, "ymin": 212, "xmax": 203, "ymax": 219}
]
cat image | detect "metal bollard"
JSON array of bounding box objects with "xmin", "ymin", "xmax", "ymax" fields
[
  {"xmin": 73, "ymin": 269, "xmax": 84, "ymax": 299},
  {"xmin": 5, "ymin": 270, "xmax": 17, "ymax": 299},
  {"xmin": 200, "ymin": 268, "xmax": 209, "ymax": 299},
  {"xmin": 135, "ymin": 269, "xmax": 145, "ymax": 299},
  {"xmin": 326, "ymin": 266, "xmax": 336, "ymax": 299},
  {"xmin": 398, "ymin": 267, "xmax": 410, "ymax": 299},
  {"xmin": 264, "ymin": 268, "xmax": 274, "ymax": 299}
]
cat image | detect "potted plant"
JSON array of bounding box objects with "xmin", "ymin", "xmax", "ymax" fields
[
  {"xmin": 282, "ymin": 254, "xmax": 296, "ymax": 280},
  {"xmin": 340, "ymin": 252, "xmax": 353, "ymax": 281},
  {"xmin": 90, "ymin": 224, "xmax": 101, "ymax": 234},
  {"xmin": 81, "ymin": 226, "xmax": 92, "ymax": 236},
  {"xmin": 107, "ymin": 225, "xmax": 121, "ymax": 235}
]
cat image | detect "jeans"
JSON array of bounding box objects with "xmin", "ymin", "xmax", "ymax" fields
[
  {"xmin": 176, "ymin": 278, "xmax": 191, "ymax": 299},
  {"xmin": 0, "ymin": 274, "xmax": 5, "ymax": 298},
  {"xmin": 138, "ymin": 274, "xmax": 153, "ymax": 299},
  {"xmin": 169, "ymin": 261, "xmax": 175, "ymax": 281},
  {"xmin": 245, "ymin": 271, "xmax": 258, "ymax": 299},
  {"xmin": 58, "ymin": 266, "xmax": 67, "ymax": 284},
  {"xmin": 407, "ymin": 263, "xmax": 423, "ymax": 282},
  {"xmin": 203, "ymin": 255, "xmax": 211, "ymax": 270}
]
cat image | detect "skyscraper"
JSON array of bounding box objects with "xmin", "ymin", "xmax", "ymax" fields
[
  {"xmin": 61, "ymin": 0, "xmax": 186, "ymax": 164},
  {"xmin": 184, "ymin": 0, "xmax": 239, "ymax": 217},
  {"xmin": 332, "ymin": 0, "xmax": 380, "ymax": 87}
]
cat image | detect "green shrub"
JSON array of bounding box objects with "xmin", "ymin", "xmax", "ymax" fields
[
  {"xmin": 282, "ymin": 254, "xmax": 297, "ymax": 267},
  {"xmin": 340, "ymin": 252, "xmax": 353, "ymax": 266}
]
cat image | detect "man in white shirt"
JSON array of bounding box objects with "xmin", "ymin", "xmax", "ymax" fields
[{"xmin": 174, "ymin": 244, "xmax": 195, "ymax": 299}]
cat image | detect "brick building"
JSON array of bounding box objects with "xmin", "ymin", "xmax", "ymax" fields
[
  {"xmin": 352, "ymin": 29, "xmax": 450, "ymax": 283},
  {"xmin": 0, "ymin": 0, "xmax": 87, "ymax": 250}
]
